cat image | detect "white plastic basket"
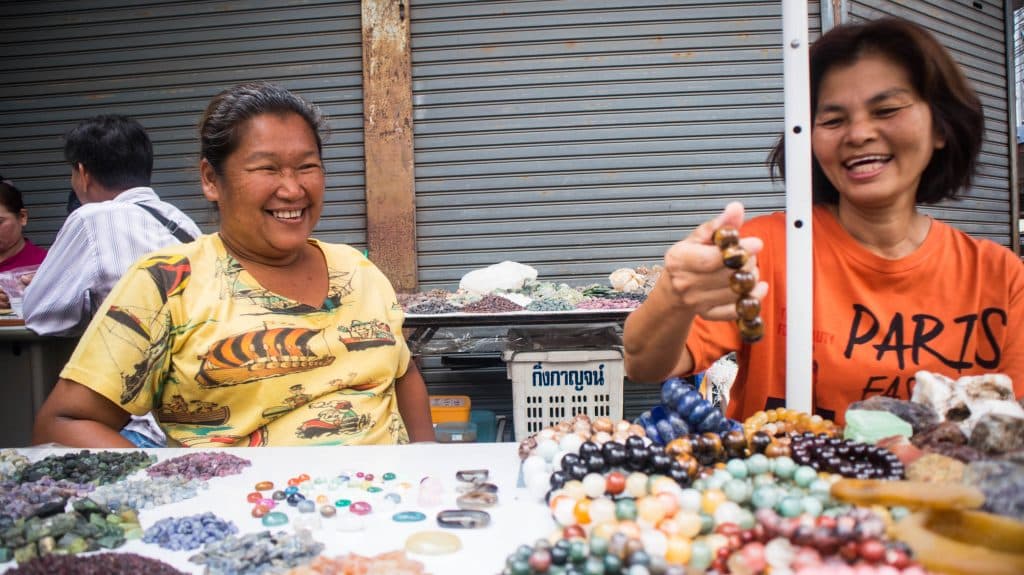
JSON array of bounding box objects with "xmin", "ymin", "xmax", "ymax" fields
[{"xmin": 503, "ymin": 348, "xmax": 624, "ymax": 441}]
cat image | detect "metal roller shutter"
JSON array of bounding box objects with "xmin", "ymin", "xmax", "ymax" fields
[
  {"xmin": 411, "ymin": 0, "xmax": 821, "ymax": 290},
  {"xmin": 0, "ymin": 0, "xmax": 367, "ymax": 248},
  {"xmin": 848, "ymin": 0, "xmax": 1013, "ymax": 245}
]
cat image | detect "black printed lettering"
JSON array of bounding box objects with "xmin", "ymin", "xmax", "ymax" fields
[
  {"xmin": 860, "ymin": 376, "xmax": 889, "ymax": 400},
  {"xmin": 845, "ymin": 304, "xmax": 879, "ymax": 358},
  {"xmin": 911, "ymin": 313, "xmax": 966, "ymax": 370},
  {"xmin": 976, "ymin": 307, "xmax": 1007, "ymax": 369},
  {"xmin": 873, "ymin": 312, "xmax": 907, "ymax": 369}
]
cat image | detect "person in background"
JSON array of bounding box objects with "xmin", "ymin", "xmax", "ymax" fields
[
  {"xmin": 0, "ymin": 177, "xmax": 47, "ymax": 311},
  {"xmin": 0, "ymin": 177, "xmax": 46, "ymax": 273},
  {"xmin": 33, "ymin": 81, "xmax": 435, "ymax": 447},
  {"xmin": 623, "ymin": 17, "xmax": 1024, "ymax": 425},
  {"xmin": 23, "ymin": 114, "xmax": 201, "ymax": 447}
]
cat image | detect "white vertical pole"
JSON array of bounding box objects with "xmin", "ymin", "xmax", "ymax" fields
[{"xmin": 782, "ymin": 0, "xmax": 814, "ymax": 414}]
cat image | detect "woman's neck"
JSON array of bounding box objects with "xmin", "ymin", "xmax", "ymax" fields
[
  {"xmin": 218, "ymin": 233, "xmax": 305, "ymax": 269},
  {"xmin": 0, "ymin": 237, "xmax": 26, "ymax": 265},
  {"xmin": 829, "ymin": 201, "xmax": 931, "ymax": 260}
]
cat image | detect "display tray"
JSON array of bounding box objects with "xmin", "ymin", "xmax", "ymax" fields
[
  {"xmin": 403, "ymin": 308, "xmax": 633, "ymax": 327},
  {"xmin": 0, "ymin": 443, "xmax": 551, "ymax": 574}
]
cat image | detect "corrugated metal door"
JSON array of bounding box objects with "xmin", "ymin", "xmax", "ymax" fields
[
  {"xmin": 0, "ymin": 0, "xmax": 366, "ymax": 248},
  {"xmin": 412, "ymin": 0, "xmax": 821, "ymax": 289},
  {"xmin": 848, "ymin": 0, "xmax": 1012, "ymax": 245}
]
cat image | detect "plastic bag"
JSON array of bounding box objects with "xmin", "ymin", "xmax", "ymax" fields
[{"xmin": 0, "ymin": 264, "xmax": 40, "ymax": 317}]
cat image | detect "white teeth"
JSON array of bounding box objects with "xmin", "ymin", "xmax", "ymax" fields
[
  {"xmin": 844, "ymin": 155, "xmax": 890, "ymax": 173},
  {"xmin": 272, "ymin": 209, "xmax": 302, "ymax": 219}
]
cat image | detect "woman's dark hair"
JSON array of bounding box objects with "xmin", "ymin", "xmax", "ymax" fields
[
  {"xmin": 199, "ymin": 81, "xmax": 326, "ymax": 174},
  {"xmin": 0, "ymin": 176, "xmax": 25, "ymax": 215},
  {"xmin": 769, "ymin": 17, "xmax": 984, "ymax": 205},
  {"xmin": 64, "ymin": 114, "xmax": 153, "ymax": 190}
]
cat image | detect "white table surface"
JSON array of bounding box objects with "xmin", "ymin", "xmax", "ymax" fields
[{"xmin": 1, "ymin": 443, "xmax": 553, "ymax": 574}]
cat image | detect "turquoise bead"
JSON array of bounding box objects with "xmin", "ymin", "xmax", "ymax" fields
[
  {"xmin": 778, "ymin": 496, "xmax": 803, "ymax": 518},
  {"xmin": 261, "ymin": 511, "xmax": 288, "ymax": 527},
  {"xmin": 589, "ymin": 535, "xmax": 608, "ymax": 557},
  {"xmin": 752, "ymin": 473, "xmax": 776, "ymax": 488},
  {"xmin": 793, "ymin": 465, "xmax": 817, "ymax": 487},
  {"xmin": 737, "ymin": 509, "xmax": 756, "ymax": 530},
  {"xmin": 703, "ymin": 475, "xmax": 725, "ymax": 491},
  {"xmin": 688, "ymin": 540, "xmax": 712, "ymax": 570},
  {"xmin": 801, "ymin": 496, "xmax": 823, "ymax": 517},
  {"xmin": 809, "ymin": 478, "xmax": 831, "ymax": 497},
  {"xmin": 383, "ymin": 472, "xmax": 397, "ymax": 481},
  {"xmin": 773, "ymin": 457, "xmax": 796, "ymax": 479},
  {"xmin": 392, "ymin": 511, "xmax": 426, "ymax": 522},
  {"xmin": 699, "ymin": 512, "xmax": 714, "ymax": 534},
  {"xmin": 335, "ymin": 499, "xmax": 352, "ymax": 507},
  {"xmin": 746, "ymin": 453, "xmax": 770, "ymax": 475},
  {"xmin": 615, "ymin": 498, "xmax": 637, "ymax": 521},
  {"xmin": 367, "ymin": 486, "xmax": 383, "ymax": 493},
  {"xmin": 569, "ymin": 540, "xmax": 588, "ymax": 562},
  {"xmin": 726, "ymin": 459, "xmax": 749, "ymax": 479},
  {"xmin": 723, "ymin": 479, "xmax": 749, "ymax": 503},
  {"xmin": 751, "ymin": 486, "xmax": 779, "ymax": 510},
  {"xmin": 284, "ymin": 486, "xmax": 299, "ymax": 495}
]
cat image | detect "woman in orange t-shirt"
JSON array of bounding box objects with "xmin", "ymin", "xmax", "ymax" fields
[{"xmin": 623, "ymin": 17, "xmax": 1024, "ymax": 424}]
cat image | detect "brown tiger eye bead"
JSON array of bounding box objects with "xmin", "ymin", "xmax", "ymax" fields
[
  {"xmin": 722, "ymin": 245, "xmax": 749, "ymax": 269},
  {"xmin": 723, "ymin": 430, "xmax": 748, "ymax": 458},
  {"xmin": 749, "ymin": 431, "xmax": 772, "ymax": 454},
  {"xmin": 739, "ymin": 316, "xmax": 765, "ymax": 343},
  {"xmin": 665, "ymin": 437, "xmax": 693, "ymax": 457},
  {"xmin": 736, "ymin": 297, "xmax": 761, "ymax": 321},
  {"xmin": 729, "ymin": 270, "xmax": 756, "ymax": 295},
  {"xmin": 713, "ymin": 226, "xmax": 740, "ymax": 249},
  {"xmin": 674, "ymin": 453, "xmax": 700, "ymax": 479},
  {"xmin": 765, "ymin": 442, "xmax": 791, "ymax": 458}
]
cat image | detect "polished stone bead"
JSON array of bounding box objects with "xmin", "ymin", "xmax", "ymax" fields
[
  {"xmin": 772, "ymin": 456, "xmax": 797, "ymax": 479},
  {"xmin": 272, "ymin": 490, "xmax": 287, "ymax": 501},
  {"xmin": 286, "ymin": 493, "xmax": 306, "ymax": 506},
  {"xmin": 383, "ymin": 472, "xmax": 397, "ymax": 481},
  {"xmin": 615, "ymin": 498, "xmax": 638, "ymax": 521},
  {"xmin": 689, "ymin": 540, "xmax": 713, "ymax": 570},
  {"xmin": 778, "ymin": 496, "xmax": 804, "ymax": 518},
  {"xmin": 404, "ymin": 530, "xmax": 462, "ymax": 555},
  {"xmin": 319, "ymin": 505, "xmax": 337, "ymax": 518},
  {"xmin": 297, "ymin": 499, "xmax": 316, "ymax": 513},
  {"xmin": 261, "ymin": 511, "xmax": 288, "ymax": 527},
  {"xmin": 335, "ymin": 498, "xmax": 351, "ymax": 507},
  {"xmin": 298, "ymin": 473, "xmax": 310, "ymax": 482},
  {"xmin": 349, "ymin": 501, "xmax": 372, "ymax": 515},
  {"xmin": 726, "ymin": 459, "xmax": 749, "ymax": 479},
  {"xmin": 724, "ymin": 479, "xmax": 749, "ymax": 503},
  {"xmin": 246, "ymin": 491, "xmax": 263, "ymax": 503},
  {"xmin": 284, "ymin": 486, "xmax": 299, "ymax": 495},
  {"xmin": 751, "ymin": 486, "xmax": 779, "ymax": 510},
  {"xmin": 384, "ymin": 492, "xmax": 402, "ymax": 504},
  {"xmin": 367, "ymin": 486, "xmax": 383, "ymax": 493},
  {"xmin": 393, "ymin": 511, "xmax": 427, "ymax": 522},
  {"xmin": 254, "ymin": 481, "xmax": 274, "ymax": 491},
  {"xmin": 287, "ymin": 477, "xmax": 302, "ymax": 486},
  {"xmin": 251, "ymin": 505, "xmax": 269, "ymax": 518},
  {"xmin": 793, "ymin": 465, "xmax": 818, "ymax": 488}
]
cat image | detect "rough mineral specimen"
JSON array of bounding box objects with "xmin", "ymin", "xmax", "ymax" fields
[
  {"xmin": 963, "ymin": 460, "xmax": 1024, "ymax": 522},
  {"xmin": 846, "ymin": 396, "xmax": 938, "ymax": 434},
  {"xmin": 969, "ymin": 414, "xmax": 1024, "ymax": 455},
  {"xmin": 906, "ymin": 453, "xmax": 966, "ymax": 483}
]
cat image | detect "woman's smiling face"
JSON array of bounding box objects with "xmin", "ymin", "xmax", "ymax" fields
[
  {"xmin": 201, "ymin": 112, "xmax": 324, "ymax": 264},
  {"xmin": 811, "ymin": 52, "xmax": 945, "ymax": 209}
]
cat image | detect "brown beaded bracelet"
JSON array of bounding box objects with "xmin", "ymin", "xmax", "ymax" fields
[{"xmin": 713, "ymin": 225, "xmax": 763, "ymax": 343}]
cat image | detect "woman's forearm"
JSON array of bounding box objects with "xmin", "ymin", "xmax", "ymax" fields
[
  {"xmin": 395, "ymin": 362, "xmax": 436, "ymax": 442},
  {"xmin": 33, "ymin": 416, "xmax": 134, "ymax": 447},
  {"xmin": 623, "ymin": 276, "xmax": 698, "ymax": 383}
]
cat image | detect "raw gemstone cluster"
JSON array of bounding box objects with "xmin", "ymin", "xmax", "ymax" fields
[
  {"xmin": 15, "ymin": 450, "xmax": 156, "ymax": 485},
  {"xmin": 146, "ymin": 452, "xmax": 252, "ymax": 481},
  {"xmin": 142, "ymin": 512, "xmax": 238, "ymax": 551}
]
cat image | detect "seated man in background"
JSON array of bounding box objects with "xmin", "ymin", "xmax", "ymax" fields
[{"xmin": 23, "ymin": 114, "xmax": 201, "ymax": 447}]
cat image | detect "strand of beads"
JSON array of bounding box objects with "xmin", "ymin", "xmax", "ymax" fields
[
  {"xmin": 713, "ymin": 225, "xmax": 763, "ymax": 343},
  {"xmin": 636, "ymin": 378, "xmax": 743, "ymax": 446},
  {"xmin": 743, "ymin": 408, "xmax": 841, "ymax": 440},
  {"xmin": 789, "ymin": 433, "xmax": 905, "ymax": 480}
]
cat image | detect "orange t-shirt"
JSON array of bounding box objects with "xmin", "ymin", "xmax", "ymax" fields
[{"xmin": 685, "ymin": 206, "xmax": 1024, "ymax": 425}]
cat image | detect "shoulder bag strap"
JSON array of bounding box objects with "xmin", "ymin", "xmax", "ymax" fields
[{"xmin": 134, "ymin": 203, "xmax": 195, "ymax": 243}]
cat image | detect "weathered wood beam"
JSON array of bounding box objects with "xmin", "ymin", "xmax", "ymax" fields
[{"xmin": 362, "ymin": 0, "xmax": 418, "ymax": 291}]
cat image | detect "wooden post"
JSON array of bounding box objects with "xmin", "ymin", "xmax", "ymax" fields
[{"xmin": 362, "ymin": 0, "xmax": 418, "ymax": 291}]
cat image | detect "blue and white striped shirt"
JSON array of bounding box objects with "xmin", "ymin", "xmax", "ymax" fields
[{"xmin": 23, "ymin": 187, "xmax": 202, "ymax": 337}]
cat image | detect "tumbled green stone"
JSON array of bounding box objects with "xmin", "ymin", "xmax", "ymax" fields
[
  {"xmin": 689, "ymin": 540, "xmax": 712, "ymax": 570},
  {"xmin": 367, "ymin": 486, "xmax": 383, "ymax": 493},
  {"xmin": 392, "ymin": 511, "xmax": 426, "ymax": 522},
  {"xmin": 335, "ymin": 499, "xmax": 352, "ymax": 507},
  {"xmin": 568, "ymin": 540, "xmax": 588, "ymax": 563},
  {"xmin": 794, "ymin": 465, "xmax": 818, "ymax": 488},
  {"xmin": 778, "ymin": 496, "xmax": 803, "ymax": 518},
  {"xmin": 588, "ymin": 535, "xmax": 608, "ymax": 557},
  {"xmin": 614, "ymin": 498, "xmax": 637, "ymax": 521},
  {"xmin": 746, "ymin": 454, "xmax": 770, "ymax": 475},
  {"xmin": 603, "ymin": 553, "xmax": 622, "ymax": 573},
  {"xmin": 723, "ymin": 479, "xmax": 749, "ymax": 503},
  {"xmin": 801, "ymin": 496, "xmax": 823, "ymax": 517},
  {"xmin": 726, "ymin": 459, "xmax": 748, "ymax": 479},
  {"xmin": 509, "ymin": 559, "xmax": 530, "ymax": 575},
  {"xmin": 0, "ymin": 547, "xmax": 10, "ymax": 562},
  {"xmin": 383, "ymin": 472, "xmax": 397, "ymax": 481},
  {"xmin": 751, "ymin": 485, "xmax": 779, "ymax": 510},
  {"xmin": 773, "ymin": 457, "xmax": 796, "ymax": 479},
  {"xmin": 584, "ymin": 556, "xmax": 604, "ymax": 575},
  {"xmin": 261, "ymin": 511, "xmax": 289, "ymax": 527},
  {"xmin": 14, "ymin": 542, "xmax": 37, "ymax": 563},
  {"xmin": 844, "ymin": 409, "xmax": 913, "ymax": 444},
  {"xmin": 94, "ymin": 534, "xmax": 124, "ymax": 549}
]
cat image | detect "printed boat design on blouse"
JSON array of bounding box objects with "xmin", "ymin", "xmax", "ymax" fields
[
  {"xmin": 217, "ymin": 256, "xmax": 354, "ymax": 314},
  {"xmin": 104, "ymin": 305, "xmax": 173, "ymax": 404},
  {"xmin": 296, "ymin": 400, "xmax": 372, "ymax": 439},
  {"xmin": 337, "ymin": 319, "xmax": 395, "ymax": 351},
  {"xmin": 158, "ymin": 394, "xmax": 230, "ymax": 426},
  {"xmin": 196, "ymin": 327, "xmax": 335, "ymax": 388}
]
